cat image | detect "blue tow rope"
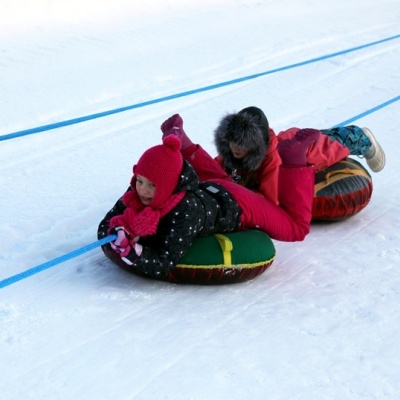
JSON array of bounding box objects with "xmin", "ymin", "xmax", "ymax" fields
[{"xmin": 0, "ymin": 235, "xmax": 116, "ymax": 289}]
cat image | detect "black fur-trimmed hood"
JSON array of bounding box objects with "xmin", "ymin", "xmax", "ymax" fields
[{"xmin": 214, "ymin": 107, "xmax": 270, "ymax": 171}]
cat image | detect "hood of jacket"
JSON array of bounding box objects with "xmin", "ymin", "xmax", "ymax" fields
[{"xmin": 214, "ymin": 107, "xmax": 270, "ymax": 171}]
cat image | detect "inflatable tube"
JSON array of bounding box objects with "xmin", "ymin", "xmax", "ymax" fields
[
  {"xmin": 312, "ymin": 158, "xmax": 373, "ymax": 221},
  {"xmin": 102, "ymin": 229, "xmax": 276, "ymax": 285}
]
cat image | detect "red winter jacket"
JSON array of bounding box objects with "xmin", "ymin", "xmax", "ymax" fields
[
  {"xmin": 184, "ymin": 126, "xmax": 349, "ymax": 206},
  {"xmin": 215, "ymin": 127, "xmax": 350, "ymax": 205}
]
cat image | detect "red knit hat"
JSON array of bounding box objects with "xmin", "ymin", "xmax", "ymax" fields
[{"xmin": 133, "ymin": 135, "xmax": 183, "ymax": 208}]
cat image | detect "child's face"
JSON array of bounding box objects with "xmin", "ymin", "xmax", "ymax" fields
[
  {"xmin": 229, "ymin": 142, "xmax": 249, "ymax": 159},
  {"xmin": 136, "ymin": 175, "xmax": 156, "ymax": 205}
]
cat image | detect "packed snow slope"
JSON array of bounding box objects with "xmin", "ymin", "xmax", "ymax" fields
[{"xmin": 1, "ymin": 0, "xmax": 399, "ymax": 399}]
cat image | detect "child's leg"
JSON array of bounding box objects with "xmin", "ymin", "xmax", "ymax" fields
[
  {"xmin": 320, "ymin": 125, "xmax": 371, "ymax": 156},
  {"xmin": 213, "ymin": 164, "xmax": 315, "ymax": 242},
  {"xmin": 182, "ymin": 145, "xmax": 232, "ymax": 182},
  {"xmin": 161, "ymin": 113, "xmax": 233, "ymax": 181},
  {"xmin": 320, "ymin": 125, "xmax": 385, "ymax": 172}
]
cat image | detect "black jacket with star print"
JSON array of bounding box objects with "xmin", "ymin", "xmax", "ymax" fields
[{"xmin": 98, "ymin": 161, "xmax": 241, "ymax": 278}]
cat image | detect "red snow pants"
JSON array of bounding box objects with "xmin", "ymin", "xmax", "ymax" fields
[{"xmin": 183, "ymin": 145, "xmax": 315, "ymax": 242}]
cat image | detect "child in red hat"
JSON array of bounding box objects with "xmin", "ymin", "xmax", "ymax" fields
[{"xmin": 98, "ymin": 131, "xmax": 318, "ymax": 279}]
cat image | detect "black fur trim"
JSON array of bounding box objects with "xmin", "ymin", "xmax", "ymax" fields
[{"xmin": 214, "ymin": 108, "xmax": 269, "ymax": 171}]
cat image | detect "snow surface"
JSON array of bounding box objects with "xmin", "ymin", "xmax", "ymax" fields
[{"xmin": 1, "ymin": 0, "xmax": 400, "ymax": 399}]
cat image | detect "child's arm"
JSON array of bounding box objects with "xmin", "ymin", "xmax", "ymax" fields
[
  {"xmin": 121, "ymin": 195, "xmax": 204, "ymax": 278},
  {"xmin": 97, "ymin": 194, "xmax": 128, "ymax": 240}
]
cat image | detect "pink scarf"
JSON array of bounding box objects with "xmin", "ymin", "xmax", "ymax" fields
[{"xmin": 109, "ymin": 189, "xmax": 185, "ymax": 237}]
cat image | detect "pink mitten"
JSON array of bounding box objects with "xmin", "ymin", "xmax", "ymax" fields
[{"xmin": 110, "ymin": 227, "xmax": 132, "ymax": 257}]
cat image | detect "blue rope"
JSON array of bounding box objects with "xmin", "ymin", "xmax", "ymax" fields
[
  {"xmin": 333, "ymin": 95, "xmax": 400, "ymax": 127},
  {"xmin": 1, "ymin": 33, "xmax": 399, "ymax": 142},
  {"xmin": 0, "ymin": 235, "xmax": 116, "ymax": 289}
]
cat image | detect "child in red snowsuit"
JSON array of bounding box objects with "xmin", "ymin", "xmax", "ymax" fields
[
  {"xmin": 161, "ymin": 107, "xmax": 385, "ymax": 205},
  {"xmin": 98, "ymin": 131, "xmax": 319, "ymax": 278}
]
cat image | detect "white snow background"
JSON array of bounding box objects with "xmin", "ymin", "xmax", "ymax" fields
[{"xmin": 1, "ymin": 0, "xmax": 400, "ymax": 399}]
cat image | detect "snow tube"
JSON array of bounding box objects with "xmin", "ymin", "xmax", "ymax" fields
[
  {"xmin": 102, "ymin": 229, "xmax": 276, "ymax": 285},
  {"xmin": 312, "ymin": 158, "xmax": 373, "ymax": 221}
]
